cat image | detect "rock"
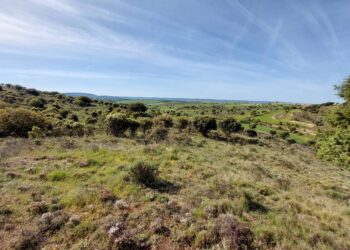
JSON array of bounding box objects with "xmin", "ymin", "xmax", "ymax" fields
[
  {"xmin": 39, "ymin": 211, "xmax": 68, "ymax": 232},
  {"xmin": 18, "ymin": 185, "xmax": 31, "ymax": 192},
  {"xmin": 114, "ymin": 199, "xmax": 129, "ymax": 210},
  {"xmin": 108, "ymin": 222, "xmax": 125, "ymax": 238},
  {"xmin": 78, "ymin": 159, "xmax": 90, "ymax": 168},
  {"xmin": 87, "ymin": 204, "xmax": 95, "ymax": 211},
  {"xmin": 68, "ymin": 214, "xmax": 81, "ymax": 226}
]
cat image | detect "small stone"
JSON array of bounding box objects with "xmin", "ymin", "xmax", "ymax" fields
[
  {"xmin": 108, "ymin": 222, "xmax": 125, "ymax": 238},
  {"xmin": 18, "ymin": 185, "xmax": 31, "ymax": 192},
  {"xmin": 87, "ymin": 204, "xmax": 95, "ymax": 211},
  {"xmin": 69, "ymin": 214, "xmax": 81, "ymax": 226},
  {"xmin": 78, "ymin": 159, "xmax": 90, "ymax": 168},
  {"xmin": 114, "ymin": 200, "xmax": 129, "ymax": 210},
  {"xmin": 166, "ymin": 200, "xmax": 180, "ymax": 211}
]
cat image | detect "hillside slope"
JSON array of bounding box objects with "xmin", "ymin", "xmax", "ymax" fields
[
  {"xmin": 0, "ymin": 84, "xmax": 349, "ymax": 249},
  {"xmin": 0, "ymin": 135, "xmax": 349, "ymax": 249}
]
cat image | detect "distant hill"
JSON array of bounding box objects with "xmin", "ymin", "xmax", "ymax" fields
[{"xmin": 65, "ymin": 92, "xmax": 273, "ymax": 104}]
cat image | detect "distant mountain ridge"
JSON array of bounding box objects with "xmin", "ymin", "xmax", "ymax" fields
[{"xmin": 65, "ymin": 92, "xmax": 273, "ymax": 104}]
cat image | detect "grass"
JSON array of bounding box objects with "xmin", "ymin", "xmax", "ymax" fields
[
  {"xmin": 0, "ymin": 135, "xmax": 349, "ymax": 249},
  {"xmin": 0, "ymin": 84, "xmax": 345, "ymax": 249}
]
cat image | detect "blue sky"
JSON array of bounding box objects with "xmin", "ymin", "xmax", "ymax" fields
[{"xmin": 0, "ymin": 0, "xmax": 349, "ymax": 103}]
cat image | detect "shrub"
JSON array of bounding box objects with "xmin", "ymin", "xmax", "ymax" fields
[
  {"xmin": 219, "ymin": 118, "xmax": 242, "ymax": 136},
  {"xmin": 176, "ymin": 117, "xmax": 190, "ymax": 131},
  {"xmin": 60, "ymin": 121, "xmax": 85, "ymax": 137},
  {"xmin": 129, "ymin": 161, "xmax": 159, "ymax": 187},
  {"xmin": 29, "ymin": 97, "xmax": 46, "ymax": 108},
  {"xmin": 105, "ymin": 114, "xmax": 130, "ymax": 137},
  {"xmin": 128, "ymin": 119, "xmax": 140, "ymax": 137},
  {"xmin": 153, "ymin": 115, "xmax": 173, "ymax": 128},
  {"xmin": 148, "ymin": 127, "xmax": 169, "ymax": 142},
  {"xmin": 286, "ymin": 138, "xmax": 296, "ymax": 144},
  {"xmin": 26, "ymin": 88, "xmax": 40, "ymax": 96},
  {"xmin": 128, "ymin": 102, "xmax": 147, "ymax": 113},
  {"xmin": 139, "ymin": 118, "xmax": 153, "ymax": 134},
  {"xmin": 0, "ymin": 85, "xmax": 2, "ymax": 91},
  {"xmin": 269, "ymin": 130, "xmax": 277, "ymax": 136},
  {"xmin": 71, "ymin": 122, "xmax": 85, "ymax": 137},
  {"xmin": 279, "ymin": 131, "xmax": 290, "ymax": 140},
  {"xmin": 75, "ymin": 96, "xmax": 92, "ymax": 107},
  {"xmin": 316, "ymin": 128, "xmax": 350, "ymax": 167},
  {"xmin": 28, "ymin": 126, "xmax": 44, "ymax": 139},
  {"xmin": 246, "ymin": 129, "xmax": 257, "ymax": 137},
  {"xmin": 213, "ymin": 214, "xmax": 254, "ymax": 249},
  {"xmin": 0, "ymin": 108, "xmax": 47, "ymax": 137},
  {"xmin": 60, "ymin": 110, "xmax": 69, "ymax": 119},
  {"xmin": 193, "ymin": 116, "xmax": 217, "ymax": 136},
  {"xmin": 249, "ymin": 123, "xmax": 257, "ymax": 129},
  {"xmin": 14, "ymin": 84, "xmax": 24, "ymax": 91},
  {"xmin": 86, "ymin": 117, "xmax": 97, "ymax": 124},
  {"xmin": 13, "ymin": 229, "xmax": 39, "ymax": 250},
  {"xmin": 48, "ymin": 170, "xmax": 67, "ymax": 181},
  {"xmin": 69, "ymin": 114, "xmax": 79, "ymax": 122}
]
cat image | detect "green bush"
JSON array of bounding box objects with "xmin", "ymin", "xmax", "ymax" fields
[
  {"xmin": 139, "ymin": 118, "xmax": 153, "ymax": 134},
  {"xmin": 176, "ymin": 117, "xmax": 190, "ymax": 131},
  {"xmin": 246, "ymin": 129, "xmax": 257, "ymax": 137},
  {"xmin": 219, "ymin": 118, "xmax": 242, "ymax": 136},
  {"xmin": 69, "ymin": 114, "xmax": 79, "ymax": 122},
  {"xmin": 29, "ymin": 97, "xmax": 46, "ymax": 108},
  {"xmin": 153, "ymin": 115, "xmax": 173, "ymax": 128},
  {"xmin": 75, "ymin": 96, "xmax": 92, "ymax": 107},
  {"xmin": 0, "ymin": 108, "xmax": 47, "ymax": 137},
  {"xmin": 28, "ymin": 126, "xmax": 44, "ymax": 139},
  {"xmin": 128, "ymin": 102, "xmax": 147, "ymax": 113},
  {"xmin": 105, "ymin": 114, "xmax": 130, "ymax": 137},
  {"xmin": 316, "ymin": 128, "xmax": 350, "ymax": 167},
  {"xmin": 60, "ymin": 121, "xmax": 85, "ymax": 137},
  {"xmin": 129, "ymin": 161, "xmax": 159, "ymax": 187},
  {"xmin": 128, "ymin": 119, "xmax": 140, "ymax": 137},
  {"xmin": 193, "ymin": 116, "xmax": 217, "ymax": 136},
  {"xmin": 269, "ymin": 130, "xmax": 277, "ymax": 136},
  {"xmin": 26, "ymin": 88, "xmax": 40, "ymax": 96},
  {"xmin": 148, "ymin": 127, "xmax": 169, "ymax": 142},
  {"xmin": 279, "ymin": 131, "xmax": 290, "ymax": 140}
]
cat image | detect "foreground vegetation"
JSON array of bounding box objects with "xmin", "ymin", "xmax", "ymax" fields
[{"xmin": 0, "ymin": 83, "xmax": 349, "ymax": 249}]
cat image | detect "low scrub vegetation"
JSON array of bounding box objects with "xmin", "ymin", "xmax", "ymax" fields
[
  {"xmin": 0, "ymin": 108, "xmax": 47, "ymax": 137},
  {"xmin": 0, "ymin": 83, "xmax": 349, "ymax": 249}
]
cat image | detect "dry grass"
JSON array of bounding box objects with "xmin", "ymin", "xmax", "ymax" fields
[{"xmin": 0, "ymin": 135, "xmax": 349, "ymax": 249}]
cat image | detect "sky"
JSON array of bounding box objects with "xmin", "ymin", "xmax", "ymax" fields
[{"xmin": 0, "ymin": 0, "xmax": 349, "ymax": 103}]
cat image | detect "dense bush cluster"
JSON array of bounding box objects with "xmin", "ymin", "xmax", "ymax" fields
[
  {"xmin": 193, "ymin": 116, "xmax": 217, "ymax": 136},
  {"xmin": 105, "ymin": 114, "xmax": 132, "ymax": 136},
  {"xmin": 0, "ymin": 108, "xmax": 47, "ymax": 137},
  {"xmin": 219, "ymin": 117, "xmax": 242, "ymax": 136},
  {"xmin": 0, "ymin": 84, "xmax": 312, "ymax": 149},
  {"xmin": 316, "ymin": 76, "xmax": 350, "ymax": 168},
  {"xmin": 128, "ymin": 102, "xmax": 147, "ymax": 113},
  {"xmin": 75, "ymin": 96, "xmax": 92, "ymax": 107}
]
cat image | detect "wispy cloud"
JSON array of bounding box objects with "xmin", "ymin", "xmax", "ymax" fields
[{"xmin": 0, "ymin": 0, "xmax": 348, "ymax": 103}]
